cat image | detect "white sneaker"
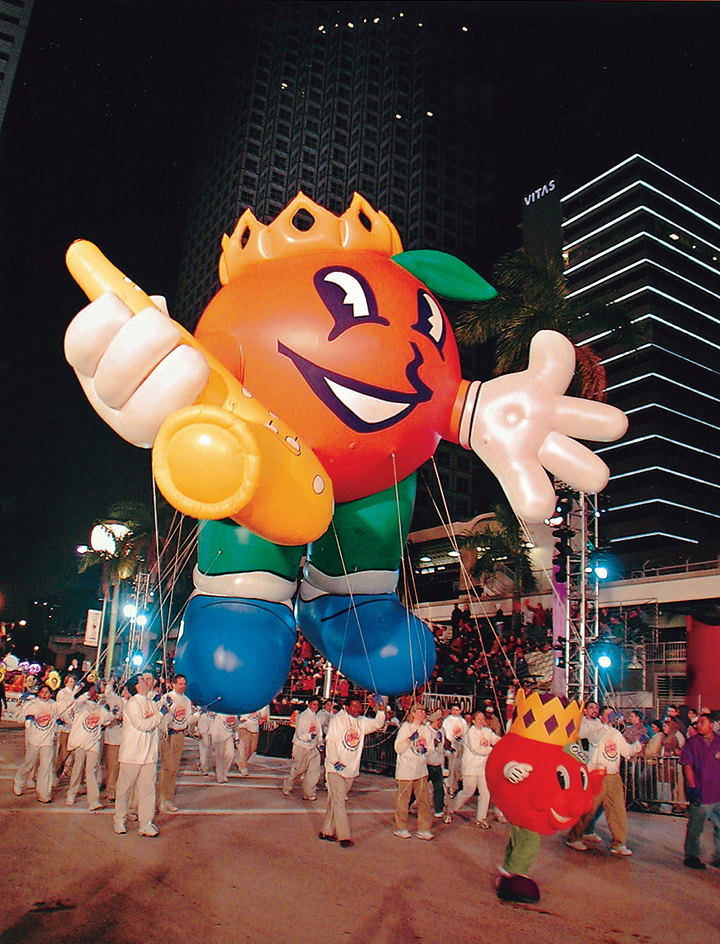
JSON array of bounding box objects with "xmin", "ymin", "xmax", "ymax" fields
[
  {"xmin": 416, "ymin": 831, "xmax": 434, "ymax": 841},
  {"xmin": 566, "ymin": 839, "xmax": 588, "ymax": 851},
  {"xmin": 442, "ymin": 811, "xmax": 452, "ymax": 824},
  {"xmin": 394, "ymin": 829, "xmax": 412, "ymax": 839},
  {"xmin": 139, "ymin": 823, "xmax": 159, "ymax": 838},
  {"xmin": 114, "ymin": 822, "xmax": 127, "ymax": 835},
  {"xmin": 66, "ymin": 795, "xmax": 75, "ymax": 807},
  {"xmin": 240, "ymin": 768, "xmax": 250, "ymax": 777},
  {"xmin": 611, "ymin": 845, "xmax": 632, "ymax": 856},
  {"xmin": 12, "ymin": 784, "xmax": 22, "ymax": 797},
  {"xmin": 475, "ymin": 819, "xmax": 491, "ymax": 830},
  {"xmin": 582, "ymin": 832, "xmax": 602, "ymax": 843}
]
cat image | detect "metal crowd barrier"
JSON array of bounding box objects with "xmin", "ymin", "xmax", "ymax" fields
[
  {"xmin": 360, "ymin": 728, "xmax": 398, "ymax": 777},
  {"xmin": 623, "ymin": 755, "xmax": 687, "ymax": 815}
]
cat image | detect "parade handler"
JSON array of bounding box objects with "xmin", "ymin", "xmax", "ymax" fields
[{"xmin": 486, "ymin": 690, "xmax": 604, "ymax": 903}]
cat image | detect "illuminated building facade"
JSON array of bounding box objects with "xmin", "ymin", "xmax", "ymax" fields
[
  {"xmin": 561, "ymin": 155, "xmax": 720, "ymax": 568},
  {"xmin": 175, "ymin": 0, "xmax": 495, "ymax": 527}
]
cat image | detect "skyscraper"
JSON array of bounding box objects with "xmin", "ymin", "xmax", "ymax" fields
[
  {"xmin": 175, "ymin": 1, "xmax": 495, "ymax": 526},
  {"xmin": 561, "ymin": 155, "xmax": 720, "ymax": 569}
]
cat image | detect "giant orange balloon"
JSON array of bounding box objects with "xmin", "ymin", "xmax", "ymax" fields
[{"xmin": 195, "ymin": 250, "xmax": 462, "ymax": 503}]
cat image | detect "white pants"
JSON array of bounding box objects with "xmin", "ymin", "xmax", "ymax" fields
[
  {"xmin": 322, "ymin": 771, "xmax": 355, "ymax": 841},
  {"xmin": 451, "ymin": 771, "xmax": 490, "ymax": 822},
  {"xmin": 446, "ymin": 744, "xmax": 464, "ymax": 795},
  {"xmin": 235, "ymin": 728, "xmax": 259, "ymax": 771},
  {"xmin": 214, "ymin": 738, "xmax": 234, "ymax": 782},
  {"xmin": 68, "ymin": 747, "xmax": 101, "ymax": 808},
  {"xmin": 15, "ymin": 742, "xmax": 54, "ymax": 801},
  {"xmin": 114, "ymin": 762, "xmax": 157, "ymax": 831},
  {"xmin": 198, "ymin": 734, "xmax": 212, "ymax": 773},
  {"xmin": 283, "ymin": 744, "xmax": 321, "ymax": 798}
]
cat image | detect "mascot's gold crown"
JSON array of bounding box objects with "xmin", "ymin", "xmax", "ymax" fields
[
  {"xmin": 509, "ymin": 689, "xmax": 583, "ymax": 747},
  {"xmin": 218, "ymin": 192, "xmax": 404, "ymax": 285}
]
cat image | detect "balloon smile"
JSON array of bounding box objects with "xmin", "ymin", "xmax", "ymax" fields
[
  {"xmin": 278, "ymin": 341, "xmax": 432, "ymax": 433},
  {"xmin": 549, "ymin": 808, "xmax": 572, "ymax": 825}
]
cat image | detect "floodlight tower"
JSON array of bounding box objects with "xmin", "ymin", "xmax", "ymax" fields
[{"xmin": 553, "ymin": 489, "xmax": 601, "ymax": 702}]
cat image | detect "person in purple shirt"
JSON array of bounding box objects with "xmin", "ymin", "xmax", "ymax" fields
[{"xmin": 680, "ymin": 713, "xmax": 720, "ymax": 870}]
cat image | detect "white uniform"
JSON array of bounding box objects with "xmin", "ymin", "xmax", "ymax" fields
[
  {"xmin": 442, "ymin": 713, "xmax": 468, "ymax": 795},
  {"xmin": 101, "ymin": 687, "xmax": 124, "ymax": 799},
  {"xmin": 196, "ymin": 710, "xmax": 213, "ymax": 774},
  {"xmin": 14, "ymin": 696, "xmax": 64, "ymax": 801},
  {"xmin": 449, "ymin": 724, "xmax": 500, "ymax": 824},
  {"xmin": 579, "ymin": 715, "xmax": 605, "ymax": 750},
  {"xmin": 211, "ymin": 713, "xmax": 237, "ymax": 783},
  {"xmin": 158, "ymin": 691, "xmax": 196, "ymax": 806},
  {"xmin": 55, "ymin": 683, "xmax": 78, "ymax": 774},
  {"xmin": 235, "ymin": 707, "xmax": 269, "ymax": 775},
  {"xmin": 67, "ymin": 697, "xmax": 113, "ymax": 809},
  {"xmin": 322, "ymin": 708, "xmax": 386, "ymax": 842},
  {"xmin": 394, "ymin": 720, "xmax": 434, "ymax": 834},
  {"xmin": 114, "ymin": 693, "xmax": 164, "ymax": 833},
  {"xmin": 283, "ymin": 707, "xmax": 324, "ymax": 799}
]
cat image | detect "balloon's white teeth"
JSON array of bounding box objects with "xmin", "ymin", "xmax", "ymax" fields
[{"xmin": 326, "ymin": 378, "xmax": 409, "ymax": 424}]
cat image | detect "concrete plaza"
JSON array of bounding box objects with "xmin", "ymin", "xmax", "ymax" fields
[{"xmin": 0, "ymin": 721, "xmax": 717, "ymax": 944}]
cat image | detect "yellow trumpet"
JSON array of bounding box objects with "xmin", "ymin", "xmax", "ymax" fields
[{"xmin": 66, "ymin": 241, "xmax": 334, "ymax": 546}]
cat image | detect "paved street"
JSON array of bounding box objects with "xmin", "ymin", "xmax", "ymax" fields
[{"xmin": 0, "ymin": 721, "xmax": 718, "ymax": 944}]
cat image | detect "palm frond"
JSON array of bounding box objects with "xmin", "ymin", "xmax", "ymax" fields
[{"xmin": 455, "ymin": 248, "xmax": 639, "ymax": 401}]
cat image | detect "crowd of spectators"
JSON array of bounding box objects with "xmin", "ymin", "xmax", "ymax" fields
[
  {"xmin": 429, "ymin": 601, "xmax": 555, "ymax": 708},
  {"xmin": 269, "ymin": 599, "xmax": 557, "ymax": 721}
]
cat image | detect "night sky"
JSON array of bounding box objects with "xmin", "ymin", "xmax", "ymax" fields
[{"xmin": 1, "ymin": 0, "xmax": 719, "ymax": 629}]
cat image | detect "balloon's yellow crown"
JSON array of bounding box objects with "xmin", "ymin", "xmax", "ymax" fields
[
  {"xmin": 509, "ymin": 689, "xmax": 583, "ymax": 746},
  {"xmin": 218, "ymin": 192, "xmax": 404, "ymax": 285}
]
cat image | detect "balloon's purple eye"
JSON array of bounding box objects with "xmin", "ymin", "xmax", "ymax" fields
[{"xmin": 314, "ymin": 266, "xmax": 389, "ymax": 340}]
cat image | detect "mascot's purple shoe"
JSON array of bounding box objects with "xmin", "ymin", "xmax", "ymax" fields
[
  {"xmin": 296, "ymin": 591, "xmax": 436, "ymax": 695},
  {"xmin": 496, "ymin": 873, "xmax": 540, "ymax": 904},
  {"xmin": 175, "ymin": 594, "xmax": 296, "ymax": 713}
]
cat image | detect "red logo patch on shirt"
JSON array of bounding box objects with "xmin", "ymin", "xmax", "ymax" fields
[{"xmin": 343, "ymin": 729, "xmax": 361, "ymax": 751}]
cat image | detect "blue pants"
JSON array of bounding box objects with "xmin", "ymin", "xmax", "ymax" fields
[{"xmin": 684, "ymin": 801, "xmax": 720, "ymax": 860}]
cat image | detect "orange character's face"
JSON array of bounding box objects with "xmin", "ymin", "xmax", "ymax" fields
[{"xmin": 196, "ymin": 250, "xmax": 462, "ymax": 502}]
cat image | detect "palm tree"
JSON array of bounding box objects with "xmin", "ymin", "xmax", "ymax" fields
[
  {"xmin": 455, "ymin": 249, "xmax": 639, "ymax": 402},
  {"xmin": 78, "ymin": 502, "xmax": 157, "ymax": 678},
  {"xmin": 458, "ymin": 502, "xmax": 537, "ymax": 598}
]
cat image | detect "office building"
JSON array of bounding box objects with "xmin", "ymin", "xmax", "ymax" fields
[
  {"xmin": 174, "ymin": 1, "xmax": 495, "ymax": 527},
  {"xmin": 561, "ymin": 155, "xmax": 720, "ymax": 570},
  {"xmin": 0, "ymin": 0, "xmax": 33, "ymax": 135}
]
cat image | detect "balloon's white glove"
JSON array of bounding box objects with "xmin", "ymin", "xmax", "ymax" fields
[
  {"xmin": 504, "ymin": 761, "xmax": 533, "ymax": 784},
  {"xmin": 64, "ymin": 293, "xmax": 210, "ymax": 448},
  {"xmin": 458, "ymin": 330, "xmax": 628, "ymax": 522}
]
